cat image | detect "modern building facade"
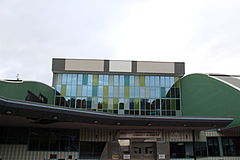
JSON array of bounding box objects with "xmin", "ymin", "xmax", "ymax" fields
[{"xmin": 0, "ymin": 58, "xmax": 239, "ymax": 160}]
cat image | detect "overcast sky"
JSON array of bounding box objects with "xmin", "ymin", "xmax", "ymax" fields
[{"xmin": 1, "ymin": 0, "xmax": 240, "ymax": 85}]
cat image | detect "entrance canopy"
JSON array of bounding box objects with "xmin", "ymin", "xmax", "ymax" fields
[{"xmin": 0, "ymin": 97, "xmax": 233, "ymax": 130}]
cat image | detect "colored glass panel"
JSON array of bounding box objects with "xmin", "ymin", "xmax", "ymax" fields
[
  {"xmin": 113, "ymin": 98, "xmax": 118, "ymax": 109},
  {"xmin": 108, "ymin": 86, "xmax": 113, "ymax": 97},
  {"xmin": 103, "ymin": 86, "xmax": 108, "ymax": 97},
  {"xmin": 124, "ymin": 86, "xmax": 129, "ymax": 98},
  {"xmin": 62, "ymin": 74, "xmax": 67, "ymax": 84},
  {"xmin": 83, "ymin": 74, "xmax": 88, "ymax": 85},
  {"xmin": 92, "ymin": 86, "xmax": 98, "ymax": 97},
  {"xmin": 114, "ymin": 75, "xmax": 119, "ymax": 86},
  {"xmin": 103, "ymin": 98, "xmax": 108, "ymax": 109},
  {"xmin": 61, "ymin": 85, "xmax": 66, "ymax": 96},
  {"xmin": 98, "ymin": 86, "xmax": 103, "ymax": 97},
  {"xmin": 109, "ymin": 75, "xmax": 114, "ymax": 86},
  {"xmin": 124, "ymin": 75, "xmax": 130, "ymax": 86},
  {"xmin": 134, "ymin": 98, "xmax": 139, "ymax": 109},
  {"xmin": 78, "ymin": 74, "xmax": 83, "ymax": 85},
  {"xmin": 139, "ymin": 76, "xmax": 145, "ymax": 86},
  {"xmin": 93, "ymin": 75, "xmax": 98, "ymax": 85}
]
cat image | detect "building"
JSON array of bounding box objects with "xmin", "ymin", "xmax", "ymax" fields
[{"xmin": 0, "ymin": 58, "xmax": 239, "ymax": 160}]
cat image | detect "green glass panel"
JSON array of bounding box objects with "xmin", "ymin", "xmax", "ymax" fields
[
  {"xmin": 170, "ymin": 99, "xmax": 176, "ymax": 110},
  {"xmin": 108, "ymin": 98, "xmax": 113, "ymax": 109},
  {"xmin": 134, "ymin": 98, "xmax": 139, "ymax": 109},
  {"xmin": 103, "ymin": 86, "xmax": 108, "ymax": 97},
  {"xmin": 124, "ymin": 86, "xmax": 129, "ymax": 98},
  {"xmin": 103, "ymin": 98, "xmax": 108, "ymax": 109},
  {"xmin": 174, "ymin": 80, "xmax": 180, "ymax": 88},
  {"xmin": 83, "ymin": 74, "xmax": 88, "ymax": 85},
  {"xmin": 77, "ymin": 85, "xmax": 82, "ymax": 96},
  {"xmin": 135, "ymin": 76, "xmax": 139, "ymax": 86},
  {"xmin": 161, "ymin": 87, "xmax": 166, "ymax": 98},
  {"xmin": 61, "ymin": 85, "xmax": 66, "ymax": 96},
  {"xmin": 93, "ymin": 75, "xmax": 98, "ymax": 85},
  {"xmin": 113, "ymin": 98, "xmax": 118, "ymax": 110},
  {"xmin": 124, "ymin": 75, "xmax": 130, "ymax": 86},
  {"xmin": 92, "ymin": 86, "xmax": 98, "ymax": 97},
  {"xmin": 109, "ymin": 75, "xmax": 114, "ymax": 86},
  {"xmin": 139, "ymin": 76, "xmax": 145, "ymax": 86}
]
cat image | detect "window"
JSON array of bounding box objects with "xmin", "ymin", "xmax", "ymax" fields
[
  {"xmin": 207, "ymin": 137, "xmax": 220, "ymax": 156},
  {"xmin": 222, "ymin": 137, "xmax": 240, "ymax": 156}
]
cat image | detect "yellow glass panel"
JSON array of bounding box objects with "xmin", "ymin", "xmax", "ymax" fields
[
  {"xmin": 103, "ymin": 98, "xmax": 108, "ymax": 109},
  {"xmin": 93, "ymin": 75, "xmax": 98, "ymax": 85},
  {"xmin": 139, "ymin": 76, "xmax": 145, "ymax": 86},
  {"xmin": 113, "ymin": 98, "xmax": 118, "ymax": 109},
  {"xmin": 61, "ymin": 85, "xmax": 66, "ymax": 96},
  {"xmin": 104, "ymin": 86, "xmax": 108, "ymax": 97},
  {"xmin": 124, "ymin": 86, "xmax": 129, "ymax": 98},
  {"xmin": 134, "ymin": 98, "xmax": 139, "ymax": 109}
]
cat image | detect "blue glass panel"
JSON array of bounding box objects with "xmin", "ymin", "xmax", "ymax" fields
[
  {"xmin": 77, "ymin": 74, "xmax": 83, "ymax": 85},
  {"xmin": 83, "ymin": 74, "xmax": 88, "ymax": 85},
  {"xmin": 87, "ymin": 86, "xmax": 92, "ymax": 96},
  {"xmin": 150, "ymin": 87, "xmax": 156, "ymax": 98},
  {"xmin": 103, "ymin": 75, "xmax": 108, "ymax": 85},
  {"xmin": 71, "ymin": 85, "xmax": 76, "ymax": 96},
  {"xmin": 108, "ymin": 86, "xmax": 113, "ymax": 97},
  {"xmin": 67, "ymin": 74, "xmax": 72, "ymax": 84},
  {"xmin": 87, "ymin": 97, "xmax": 92, "ymax": 109},
  {"xmin": 155, "ymin": 76, "xmax": 160, "ymax": 86},
  {"xmin": 99, "ymin": 75, "xmax": 103, "ymax": 86},
  {"xmin": 134, "ymin": 87, "xmax": 140, "ymax": 98},
  {"xmin": 114, "ymin": 75, "xmax": 119, "ymax": 86},
  {"xmin": 130, "ymin": 87, "xmax": 134, "ymax": 98},
  {"xmin": 156, "ymin": 87, "xmax": 160, "ymax": 98},
  {"xmin": 160, "ymin": 77, "xmax": 165, "ymax": 87},
  {"xmin": 66, "ymin": 85, "xmax": 71, "ymax": 96},
  {"xmin": 62, "ymin": 74, "xmax": 67, "ymax": 84},
  {"xmin": 88, "ymin": 74, "xmax": 93, "ymax": 85},
  {"xmin": 92, "ymin": 86, "xmax": 98, "ymax": 97},
  {"xmin": 98, "ymin": 86, "xmax": 103, "ymax": 97},
  {"xmin": 130, "ymin": 98, "xmax": 134, "ymax": 110},
  {"xmin": 56, "ymin": 85, "xmax": 61, "ymax": 93},
  {"xmin": 130, "ymin": 76, "xmax": 134, "ymax": 86},
  {"xmin": 140, "ymin": 99, "xmax": 146, "ymax": 109},
  {"xmin": 72, "ymin": 74, "xmax": 77, "ymax": 85},
  {"xmin": 119, "ymin": 76, "xmax": 124, "ymax": 86},
  {"xmin": 124, "ymin": 75, "xmax": 130, "ymax": 86},
  {"xmin": 150, "ymin": 76, "xmax": 155, "ymax": 87},
  {"xmin": 165, "ymin": 77, "xmax": 170, "ymax": 87},
  {"xmin": 82, "ymin": 85, "xmax": 87, "ymax": 96},
  {"xmin": 145, "ymin": 76, "xmax": 150, "ymax": 86},
  {"xmin": 169, "ymin": 77, "xmax": 174, "ymax": 87},
  {"xmin": 119, "ymin": 86, "xmax": 124, "ymax": 97}
]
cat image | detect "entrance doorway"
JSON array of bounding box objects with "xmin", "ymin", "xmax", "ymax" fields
[{"xmin": 131, "ymin": 142, "xmax": 156, "ymax": 160}]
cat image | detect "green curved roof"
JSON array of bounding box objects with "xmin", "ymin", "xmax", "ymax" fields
[
  {"xmin": 0, "ymin": 80, "xmax": 55, "ymax": 105},
  {"xmin": 181, "ymin": 73, "xmax": 240, "ymax": 129}
]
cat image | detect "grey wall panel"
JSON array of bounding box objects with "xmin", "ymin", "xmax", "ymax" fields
[
  {"xmin": 52, "ymin": 58, "xmax": 65, "ymax": 72},
  {"xmin": 109, "ymin": 60, "xmax": 132, "ymax": 72},
  {"xmin": 137, "ymin": 61, "xmax": 175, "ymax": 73},
  {"xmin": 65, "ymin": 59, "xmax": 104, "ymax": 72},
  {"xmin": 174, "ymin": 62, "xmax": 185, "ymax": 75}
]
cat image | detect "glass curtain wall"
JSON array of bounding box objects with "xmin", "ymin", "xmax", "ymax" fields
[{"xmin": 53, "ymin": 74, "xmax": 181, "ymax": 116}]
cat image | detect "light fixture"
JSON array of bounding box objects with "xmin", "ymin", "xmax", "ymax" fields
[
  {"xmin": 93, "ymin": 120, "xmax": 98, "ymax": 124},
  {"xmin": 116, "ymin": 122, "xmax": 121, "ymax": 125},
  {"xmin": 183, "ymin": 124, "xmax": 187, "ymax": 127},
  {"xmin": 5, "ymin": 110, "xmax": 12, "ymax": 115},
  {"xmin": 147, "ymin": 123, "xmax": 152, "ymax": 126},
  {"xmin": 52, "ymin": 116, "xmax": 58, "ymax": 120}
]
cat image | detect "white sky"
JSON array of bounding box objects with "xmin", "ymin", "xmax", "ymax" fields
[{"xmin": 0, "ymin": 0, "xmax": 240, "ymax": 85}]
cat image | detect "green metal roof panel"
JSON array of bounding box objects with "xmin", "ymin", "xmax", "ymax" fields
[
  {"xmin": 0, "ymin": 80, "xmax": 55, "ymax": 105},
  {"xmin": 181, "ymin": 73, "xmax": 240, "ymax": 129}
]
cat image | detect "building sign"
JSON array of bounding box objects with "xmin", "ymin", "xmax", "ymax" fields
[
  {"xmin": 123, "ymin": 154, "xmax": 130, "ymax": 159},
  {"xmin": 159, "ymin": 154, "xmax": 166, "ymax": 159}
]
